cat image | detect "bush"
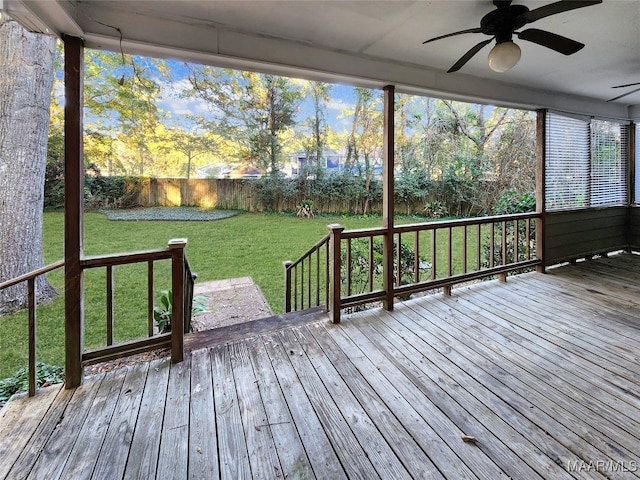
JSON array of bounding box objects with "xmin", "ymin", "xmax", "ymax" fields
[
  {"xmin": 0, "ymin": 363, "xmax": 64, "ymax": 407},
  {"xmin": 481, "ymin": 189, "xmax": 536, "ymax": 269},
  {"xmin": 254, "ymin": 171, "xmax": 296, "ymax": 211},
  {"xmin": 84, "ymin": 166, "xmax": 143, "ymax": 210}
]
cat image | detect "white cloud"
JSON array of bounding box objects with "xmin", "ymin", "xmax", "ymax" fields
[{"xmin": 327, "ymin": 98, "xmax": 354, "ymax": 112}]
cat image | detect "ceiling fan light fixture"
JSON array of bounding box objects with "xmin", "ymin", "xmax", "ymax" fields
[{"xmin": 488, "ymin": 40, "xmax": 521, "ymax": 72}]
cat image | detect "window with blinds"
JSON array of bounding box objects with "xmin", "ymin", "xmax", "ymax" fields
[{"xmin": 545, "ymin": 112, "xmax": 628, "ymax": 211}]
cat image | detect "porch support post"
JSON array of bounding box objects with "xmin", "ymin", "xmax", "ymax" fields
[
  {"xmin": 382, "ymin": 85, "xmax": 395, "ymax": 310},
  {"xmin": 64, "ymin": 35, "xmax": 85, "ymax": 388},
  {"xmin": 535, "ymin": 109, "xmax": 546, "ymax": 273},
  {"xmin": 169, "ymin": 239, "xmax": 186, "ymax": 363},
  {"xmin": 627, "ymin": 122, "xmax": 636, "ymax": 252},
  {"xmin": 327, "ymin": 224, "xmax": 344, "ymax": 324}
]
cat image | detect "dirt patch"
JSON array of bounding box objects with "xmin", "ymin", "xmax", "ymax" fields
[{"xmin": 85, "ymin": 277, "xmax": 272, "ymax": 375}]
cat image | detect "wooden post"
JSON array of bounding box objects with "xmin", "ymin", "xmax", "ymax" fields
[
  {"xmin": 535, "ymin": 109, "xmax": 546, "ymax": 273},
  {"xmin": 327, "ymin": 224, "xmax": 344, "ymax": 324},
  {"xmin": 28, "ymin": 278, "xmax": 36, "ymax": 397},
  {"xmin": 283, "ymin": 261, "xmax": 292, "ymax": 313},
  {"xmin": 382, "ymin": 85, "xmax": 395, "ymax": 311},
  {"xmin": 169, "ymin": 238, "xmax": 187, "ymax": 363},
  {"xmin": 64, "ymin": 35, "xmax": 85, "ymax": 389}
]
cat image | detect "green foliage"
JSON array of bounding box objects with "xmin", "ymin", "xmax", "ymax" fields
[
  {"xmin": 153, "ymin": 289, "xmax": 207, "ymax": 333},
  {"xmin": 254, "ymin": 171, "xmax": 297, "ymax": 211},
  {"xmin": 84, "ymin": 167, "xmax": 143, "ymax": 210},
  {"xmin": 481, "ymin": 189, "xmax": 537, "ymax": 269},
  {"xmin": 0, "ymin": 363, "xmax": 64, "ymax": 407},
  {"xmin": 493, "ymin": 189, "xmax": 536, "ymax": 215},
  {"xmin": 342, "ymin": 237, "xmax": 428, "ymax": 299},
  {"xmin": 424, "ymin": 200, "xmax": 448, "ymax": 219},
  {"xmin": 296, "ymin": 199, "xmax": 314, "ymax": 218}
]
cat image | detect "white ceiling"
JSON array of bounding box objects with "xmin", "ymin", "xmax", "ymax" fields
[{"xmin": 4, "ymin": 0, "xmax": 640, "ymax": 119}]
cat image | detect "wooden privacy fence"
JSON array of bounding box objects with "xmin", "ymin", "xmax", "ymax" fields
[
  {"xmin": 133, "ymin": 177, "xmax": 471, "ymax": 216},
  {"xmin": 284, "ymin": 212, "xmax": 542, "ymax": 322}
]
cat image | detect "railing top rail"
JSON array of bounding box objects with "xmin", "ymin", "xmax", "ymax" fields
[
  {"xmin": 394, "ymin": 211, "xmax": 541, "ymax": 232},
  {"xmin": 341, "ymin": 227, "xmax": 388, "ymax": 239},
  {"xmin": 80, "ymin": 248, "xmax": 174, "ymax": 269},
  {"xmin": 288, "ymin": 234, "xmax": 330, "ymax": 269},
  {"xmin": 0, "ymin": 260, "xmax": 65, "ymax": 290},
  {"xmin": 337, "ymin": 212, "xmax": 541, "ymax": 238}
]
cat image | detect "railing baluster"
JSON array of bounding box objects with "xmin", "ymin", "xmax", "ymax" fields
[
  {"xmin": 432, "ymin": 229, "xmax": 437, "ymax": 279},
  {"xmin": 308, "ymin": 254, "xmax": 312, "ymax": 309},
  {"xmin": 28, "ymin": 278, "xmax": 36, "ymax": 397},
  {"xmin": 502, "ymin": 221, "xmax": 507, "ymax": 265},
  {"xmin": 325, "ymin": 243, "xmax": 330, "ymax": 309},
  {"xmin": 368, "ymin": 236, "xmax": 374, "ymax": 292},
  {"xmin": 301, "ymin": 259, "xmax": 305, "ymax": 309},
  {"xmin": 346, "ymin": 238, "xmax": 352, "ymax": 296},
  {"xmin": 525, "ymin": 219, "xmax": 531, "ymax": 260},
  {"xmin": 106, "ymin": 265, "xmax": 114, "ymax": 346},
  {"xmin": 294, "ymin": 266, "xmax": 298, "ymax": 311},
  {"xmin": 463, "ymin": 225, "xmax": 468, "ymax": 274},
  {"xmin": 514, "ymin": 220, "xmax": 519, "ymax": 263},
  {"xmin": 283, "ymin": 261, "xmax": 292, "ymax": 313},
  {"xmin": 396, "ymin": 232, "xmax": 402, "ymax": 286},
  {"xmin": 414, "ymin": 231, "xmax": 420, "ymax": 283},
  {"xmin": 147, "ymin": 260, "xmax": 154, "ymax": 337},
  {"xmin": 448, "ymin": 227, "xmax": 453, "ymax": 277},
  {"xmin": 315, "ymin": 250, "xmax": 320, "ymax": 307},
  {"xmin": 477, "ymin": 223, "xmax": 481, "ymax": 270},
  {"xmin": 489, "ymin": 222, "xmax": 495, "ymax": 268}
]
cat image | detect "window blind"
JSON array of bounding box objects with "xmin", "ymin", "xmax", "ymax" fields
[
  {"xmin": 545, "ymin": 112, "xmax": 628, "ymax": 211},
  {"xmin": 590, "ymin": 120, "xmax": 626, "ymax": 206},
  {"xmin": 545, "ymin": 112, "xmax": 589, "ymax": 210}
]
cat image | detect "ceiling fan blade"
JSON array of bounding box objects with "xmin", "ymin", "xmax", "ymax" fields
[
  {"xmin": 608, "ymin": 87, "xmax": 640, "ymax": 102},
  {"xmin": 520, "ymin": 0, "xmax": 602, "ymax": 23},
  {"xmin": 612, "ymin": 82, "xmax": 640, "ymax": 89},
  {"xmin": 423, "ymin": 28, "xmax": 483, "ymax": 44},
  {"xmin": 518, "ymin": 29, "xmax": 584, "ymax": 55},
  {"xmin": 447, "ymin": 39, "xmax": 493, "ymax": 73}
]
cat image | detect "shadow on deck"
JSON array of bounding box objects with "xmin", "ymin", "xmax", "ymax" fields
[{"xmin": 1, "ymin": 254, "xmax": 639, "ymax": 479}]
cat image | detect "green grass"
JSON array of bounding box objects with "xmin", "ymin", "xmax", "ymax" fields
[{"xmin": 0, "ymin": 211, "xmax": 389, "ymax": 377}]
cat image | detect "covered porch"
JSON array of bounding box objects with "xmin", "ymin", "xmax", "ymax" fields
[{"xmin": 2, "ymin": 253, "xmax": 639, "ymax": 479}]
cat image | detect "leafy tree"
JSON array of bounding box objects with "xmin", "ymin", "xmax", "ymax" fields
[
  {"xmin": 301, "ymin": 81, "xmax": 331, "ymax": 174},
  {"xmin": 187, "ymin": 67, "xmax": 302, "ymax": 172}
]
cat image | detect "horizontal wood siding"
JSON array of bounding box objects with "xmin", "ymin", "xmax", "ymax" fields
[
  {"xmin": 545, "ymin": 207, "xmax": 628, "ymax": 264},
  {"xmin": 628, "ymin": 206, "xmax": 640, "ymax": 251}
]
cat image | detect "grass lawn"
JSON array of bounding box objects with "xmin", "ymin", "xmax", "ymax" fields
[{"xmin": 0, "ymin": 211, "xmax": 392, "ymax": 377}]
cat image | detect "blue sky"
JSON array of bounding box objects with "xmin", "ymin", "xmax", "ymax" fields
[{"xmin": 156, "ymin": 59, "xmax": 359, "ymax": 134}]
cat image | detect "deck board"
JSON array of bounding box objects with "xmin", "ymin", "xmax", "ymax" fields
[{"xmin": 2, "ymin": 253, "xmax": 640, "ymax": 479}]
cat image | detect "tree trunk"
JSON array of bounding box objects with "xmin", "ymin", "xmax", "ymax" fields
[{"xmin": 0, "ymin": 16, "xmax": 57, "ymax": 315}]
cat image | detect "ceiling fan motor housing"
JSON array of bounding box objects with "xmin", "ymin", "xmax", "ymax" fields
[{"xmin": 481, "ymin": 4, "xmax": 529, "ymax": 43}]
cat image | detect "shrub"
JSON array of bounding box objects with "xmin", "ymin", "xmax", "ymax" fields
[
  {"xmin": 0, "ymin": 363, "xmax": 64, "ymax": 407},
  {"xmin": 424, "ymin": 200, "xmax": 448, "ymax": 219},
  {"xmin": 153, "ymin": 290, "xmax": 208, "ymax": 333}
]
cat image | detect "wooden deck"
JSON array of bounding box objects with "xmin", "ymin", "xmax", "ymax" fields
[{"xmin": 1, "ymin": 253, "xmax": 640, "ymax": 479}]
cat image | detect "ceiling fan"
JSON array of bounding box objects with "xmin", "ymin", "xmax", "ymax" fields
[
  {"xmin": 423, "ymin": 0, "xmax": 602, "ymax": 73},
  {"xmin": 608, "ymin": 83, "xmax": 640, "ymax": 102}
]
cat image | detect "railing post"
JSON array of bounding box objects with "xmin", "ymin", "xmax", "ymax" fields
[
  {"xmin": 382, "ymin": 85, "xmax": 395, "ymax": 311},
  {"xmin": 327, "ymin": 224, "xmax": 344, "ymax": 324},
  {"xmin": 28, "ymin": 278, "xmax": 36, "ymax": 397},
  {"xmin": 169, "ymin": 238, "xmax": 187, "ymax": 363},
  {"xmin": 283, "ymin": 261, "xmax": 292, "ymax": 313}
]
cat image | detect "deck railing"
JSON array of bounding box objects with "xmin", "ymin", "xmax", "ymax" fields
[
  {"xmin": 285, "ymin": 213, "xmax": 542, "ymax": 322},
  {"xmin": 80, "ymin": 238, "xmax": 190, "ymax": 366},
  {"xmin": 283, "ymin": 234, "xmax": 330, "ymax": 313},
  {"xmin": 0, "ymin": 260, "xmax": 65, "ymax": 397}
]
